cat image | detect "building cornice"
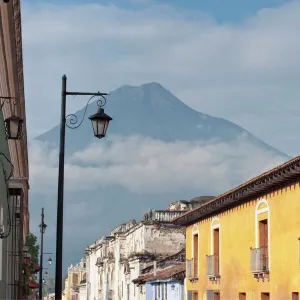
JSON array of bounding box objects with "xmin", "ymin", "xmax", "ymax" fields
[
  {"xmin": 12, "ymin": 0, "xmax": 29, "ymax": 179},
  {"xmin": 174, "ymin": 156, "xmax": 300, "ymax": 226}
]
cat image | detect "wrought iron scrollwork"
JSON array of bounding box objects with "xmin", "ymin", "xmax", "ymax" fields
[
  {"xmin": 0, "ymin": 152, "xmax": 14, "ymax": 181},
  {"xmin": 0, "ymin": 97, "xmax": 19, "ymax": 109},
  {"xmin": 66, "ymin": 94, "xmax": 107, "ymax": 129},
  {"xmin": 0, "ymin": 152, "xmax": 14, "ymax": 239}
]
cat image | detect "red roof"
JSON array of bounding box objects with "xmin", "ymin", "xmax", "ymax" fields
[
  {"xmin": 28, "ymin": 281, "xmax": 39, "ymax": 289},
  {"xmin": 23, "ymin": 258, "xmax": 41, "ymax": 272},
  {"xmin": 133, "ymin": 263, "xmax": 185, "ymax": 283}
]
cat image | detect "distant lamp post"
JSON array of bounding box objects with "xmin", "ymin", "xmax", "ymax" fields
[
  {"xmin": 39, "ymin": 208, "xmax": 47, "ymax": 300},
  {"xmin": 55, "ymin": 75, "xmax": 112, "ymax": 300},
  {"xmin": 0, "ymin": 97, "xmax": 23, "ymax": 140},
  {"xmin": 47, "ymin": 257, "xmax": 52, "ymax": 265}
]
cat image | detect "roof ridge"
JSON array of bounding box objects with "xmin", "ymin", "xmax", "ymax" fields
[{"xmin": 174, "ymin": 155, "xmax": 300, "ymax": 225}]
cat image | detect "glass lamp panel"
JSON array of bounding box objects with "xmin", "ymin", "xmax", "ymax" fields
[
  {"xmin": 9, "ymin": 118, "xmax": 19, "ymax": 139},
  {"xmin": 97, "ymin": 120, "xmax": 105, "ymax": 136}
]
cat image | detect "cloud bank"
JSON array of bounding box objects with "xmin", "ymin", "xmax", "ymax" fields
[{"xmin": 29, "ymin": 135, "xmax": 286, "ymax": 195}]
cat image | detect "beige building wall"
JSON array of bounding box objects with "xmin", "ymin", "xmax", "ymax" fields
[{"xmin": 0, "ymin": 0, "xmax": 30, "ymax": 298}]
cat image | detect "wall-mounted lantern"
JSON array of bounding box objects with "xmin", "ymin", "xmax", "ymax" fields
[{"xmin": 1, "ymin": 97, "xmax": 23, "ymax": 140}]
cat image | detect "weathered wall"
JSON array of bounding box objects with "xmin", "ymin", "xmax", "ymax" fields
[
  {"xmin": 86, "ymin": 220, "xmax": 186, "ymax": 300},
  {"xmin": 186, "ymin": 183, "xmax": 300, "ymax": 299},
  {"xmin": 144, "ymin": 225, "xmax": 185, "ymax": 255}
]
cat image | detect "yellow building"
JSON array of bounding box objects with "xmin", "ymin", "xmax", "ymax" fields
[
  {"xmin": 174, "ymin": 157, "xmax": 300, "ymax": 300},
  {"xmin": 62, "ymin": 258, "xmax": 86, "ymax": 300}
]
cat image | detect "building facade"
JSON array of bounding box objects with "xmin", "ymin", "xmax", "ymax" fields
[
  {"xmin": 133, "ymin": 250, "xmax": 186, "ymax": 300},
  {"xmin": 85, "ymin": 199, "xmax": 206, "ymax": 300},
  {"xmin": 62, "ymin": 258, "xmax": 87, "ymax": 300},
  {"xmin": 174, "ymin": 157, "xmax": 300, "ymax": 300},
  {"xmin": 0, "ymin": 0, "xmax": 30, "ymax": 299}
]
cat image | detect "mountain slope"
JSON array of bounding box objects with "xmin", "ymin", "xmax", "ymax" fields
[{"xmin": 36, "ymin": 82, "xmax": 287, "ymax": 158}]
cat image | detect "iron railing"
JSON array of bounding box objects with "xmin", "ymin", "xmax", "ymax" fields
[
  {"xmin": 250, "ymin": 247, "xmax": 269, "ymax": 272},
  {"xmin": 206, "ymin": 255, "xmax": 219, "ymax": 276},
  {"xmin": 186, "ymin": 259, "xmax": 198, "ymax": 279}
]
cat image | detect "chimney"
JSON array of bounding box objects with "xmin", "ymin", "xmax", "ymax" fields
[{"xmin": 153, "ymin": 261, "xmax": 157, "ymax": 276}]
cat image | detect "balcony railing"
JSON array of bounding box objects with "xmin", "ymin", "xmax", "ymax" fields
[
  {"xmin": 186, "ymin": 259, "xmax": 198, "ymax": 279},
  {"xmin": 206, "ymin": 255, "xmax": 219, "ymax": 277},
  {"xmin": 250, "ymin": 247, "xmax": 269, "ymax": 273}
]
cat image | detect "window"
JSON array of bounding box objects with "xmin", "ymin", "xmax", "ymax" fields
[
  {"xmin": 239, "ymin": 293, "xmax": 246, "ymax": 300},
  {"xmin": 255, "ymin": 200, "xmax": 270, "ymax": 272},
  {"xmin": 193, "ymin": 233, "xmax": 199, "ymax": 277},
  {"xmin": 164, "ymin": 283, "xmax": 167, "ymax": 299},
  {"xmin": 259, "ymin": 219, "xmax": 268, "ymax": 269},
  {"xmin": 292, "ymin": 292, "xmax": 299, "ymax": 300},
  {"xmin": 193, "ymin": 291, "xmax": 198, "ymax": 300},
  {"xmin": 73, "ymin": 274, "xmax": 78, "ymax": 285},
  {"xmin": 157, "ymin": 283, "xmax": 160, "ymax": 298},
  {"xmin": 261, "ymin": 293, "xmax": 270, "ymax": 300},
  {"xmin": 213, "ymin": 228, "xmax": 220, "ymax": 272},
  {"xmin": 213, "ymin": 292, "xmax": 220, "ymax": 300}
]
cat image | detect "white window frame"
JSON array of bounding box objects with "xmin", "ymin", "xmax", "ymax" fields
[
  {"xmin": 210, "ymin": 217, "xmax": 221, "ymax": 275},
  {"xmin": 255, "ymin": 199, "xmax": 270, "ymax": 271}
]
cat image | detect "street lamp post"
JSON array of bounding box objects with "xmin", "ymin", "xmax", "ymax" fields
[
  {"xmin": 55, "ymin": 75, "xmax": 112, "ymax": 299},
  {"xmin": 38, "ymin": 208, "xmax": 53, "ymax": 300},
  {"xmin": 39, "ymin": 208, "xmax": 47, "ymax": 300}
]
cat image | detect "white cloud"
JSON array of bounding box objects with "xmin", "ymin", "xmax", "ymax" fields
[
  {"xmin": 29, "ymin": 135, "xmax": 286, "ymax": 195},
  {"xmin": 22, "ymin": 1, "xmax": 300, "ymax": 154}
]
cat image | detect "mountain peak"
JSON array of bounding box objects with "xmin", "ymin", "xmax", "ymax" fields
[
  {"xmin": 115, "ymin": 82, "xmax": 168, "ymax": 93},
  {"xmin": 140, "ymin": 82, "xmax": 165, "ymax": 90}
]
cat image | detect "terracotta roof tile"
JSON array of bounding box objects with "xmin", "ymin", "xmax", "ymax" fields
[{"xmin": 133, "ymin": 263, "xmax": 185, "ymax": 283}]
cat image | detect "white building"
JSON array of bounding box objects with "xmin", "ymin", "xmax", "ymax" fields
[{"xmin": 85, "ymin": 199, "xmax": 209, "ymax": 300}]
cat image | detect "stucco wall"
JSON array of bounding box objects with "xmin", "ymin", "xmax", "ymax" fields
[
  {"xmin": 86, "ymin": 221, "xmax": 186, "ymax": 300},
  {"xmin": 186, "ymin": 184, "xmax": 300, "ymax": 299},
  {"xmin": 144, "ymin": 225, "xmax": 185, "ymax": 255}
]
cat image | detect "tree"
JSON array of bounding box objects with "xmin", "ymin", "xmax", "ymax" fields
[
  {"xmin": 22, "ymin": 233, "xmax": 40, "ymax": 297},
  {"xmin": 26, "ymin": 232, "xmax": 39, "ymax": 265}
]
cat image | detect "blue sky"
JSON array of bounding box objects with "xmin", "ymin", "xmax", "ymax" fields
[
  {"xmin": 23, "ymin": 0, "xmax": 300, "ymax": 275},
  {"xmin": 23, "ymin": 0, "xmax": 300, "ymax": 155},
  {"xmin": 38, "ymin": 0, "xmax": 291, "ymax": 22}
]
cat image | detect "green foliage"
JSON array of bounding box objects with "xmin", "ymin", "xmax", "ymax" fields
[
  {"xmin": 22, "ymin": 232, "xmax": 40, "ymax": 296},
  {"xmin": 26, "ymin": 232, "xmax": 39, "ymax": 265}
]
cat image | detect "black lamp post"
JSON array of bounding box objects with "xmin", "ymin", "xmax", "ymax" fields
[
  {"xmin": 55, "ymin": 75, "xmax": 112, "ymax": 299},
  {"xmin": 39, "ymin": 208, "xmax": 47, "ymax": 300}
]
